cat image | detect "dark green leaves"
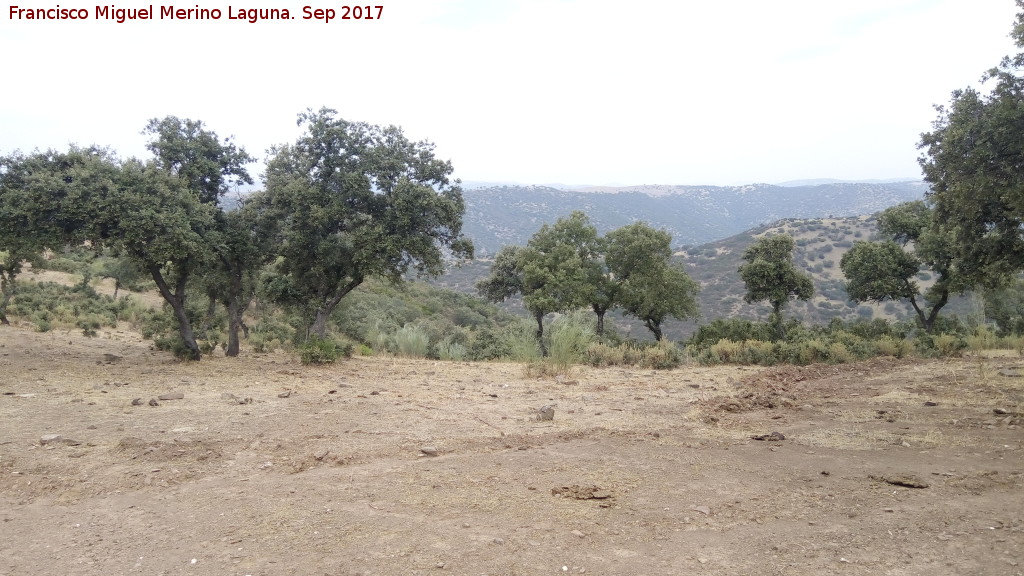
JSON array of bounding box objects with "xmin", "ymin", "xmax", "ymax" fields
[
  {"xmin": 265, "ymin": 109, "xmax": 472, "ymax": 336},
  {"xmin": 738, "ymin": 234, "xmax": 813, "ymax": 316},
  {"xmin": 840, "ymin": 241, "xmax": 920, "ymax": 302}
]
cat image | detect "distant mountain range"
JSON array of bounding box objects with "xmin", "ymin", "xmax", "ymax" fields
[{"xmin": 461, "ymin": 181, "xmax": 928, "ymax": 256}]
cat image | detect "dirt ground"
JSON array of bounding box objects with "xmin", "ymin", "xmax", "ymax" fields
[{"xmin": 0, "ymin": 325, "xmax": 1021, "ymax": 576}]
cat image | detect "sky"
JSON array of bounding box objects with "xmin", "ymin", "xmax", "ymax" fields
[{"xmin": 1, "ymin": 0, "xmax": 1020, "ymax": 186}]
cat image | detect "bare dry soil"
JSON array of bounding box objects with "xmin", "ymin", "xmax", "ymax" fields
[{"xmin": 0, "ymin": 326, "xmax": 1021, "ymax": 575}]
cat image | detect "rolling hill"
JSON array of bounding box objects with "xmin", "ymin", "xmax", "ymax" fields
[{"xmin": 461, "ymin": 181, "xmax": 927, "ymax": 256}]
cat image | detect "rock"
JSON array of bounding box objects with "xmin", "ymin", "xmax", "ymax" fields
[
  {"xmin": 571, "ymin": 530, "xmax": 585, "ymax": 538},
  {"xmin": 148, "ymin": 398, "xmax": 159, "ymax": 407},
  {"xmin": 277, "ymin": 390, "xmax": 292, "ymax": 398},
  {"xmin": 420, "ymin": 446, "xmax": 439, "ymax": 456},
  {"xmin": 313, "ymin": 449, "xmax": 330, "ymax": 461},
  {"xmin": 998, "ymin": 368, "xmax": 1024, "ymax": 377},
  {"xmin": 492, "ymin": 537, "xmax": 504, "ymax": 545},
  {"xmin": 751, "ymin": 432, "xmax": 786, "ymax": 441},
  {"xmin": 869, "ymin": 474, "xmax": 929, "ymax": 489},
  {"xmin": 40, "ymin": 434, "xmax": 62, "ymax": 445},
  {"xmin": 692, "ymin": 505, "xmax": 711, "ymax": 515},
  {"xmin": 994, "ymin": 408, "xmax": 1010, "ymax": 415},
  {"xmin": 131, "ymin": 398, "xmax": 143, "ymax": 406},
  {"xmin": 537, "ymin": 405, "xmax": 555, "ymax": 421},
  {"xmin": 102, "ymin": 354, "xmax": 123, "ymax": 364},
  {"xmin": 924, "ymin": 401, "xmax": 938, "ymax": 407},
  {"xmin": 552, "ymin": 485, "xmax": 613, "ymax": 500},
  {"xmin": 221, "ymin": 393, "xmax": 252, "ymax": 405},
  {"xmin": 157, "ymin": 392, "xmax": 184, "ymax": 401}
]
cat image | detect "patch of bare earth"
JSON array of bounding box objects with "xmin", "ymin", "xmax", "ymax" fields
[{"xmin": 0, "ymin": 326, "xmax": 1021, "ymax": 575}]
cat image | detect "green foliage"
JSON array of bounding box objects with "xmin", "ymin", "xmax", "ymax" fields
[
  {"xmin": 686, "ymin": 317, "xmax": 947, "ymax": 366},
  {"xmin": 436, "ymin": 338, "xmax": 468, "ymax": 361},
  {"xmin": 264, "ymin": 108, "xmax": 472, "ymax": 338},
  {"xmin": 877, "ymin": 201, "xmax": 931, "ymax": 246},
  {"xmin": 467, "ymin": 326, "xmax": 513, "ymax": 361},
  {"xmin": 143, "ymin": 116, "xmax": 254, "ymax": 204},
  {"xmin": 983, "ymin": 278, "xmax": 1024, "ymax": 336},
  {"xmin": 299, "ymin": 336, "xmax": 352, "ymax": 365},
  {"xmin": 394, "ymin": 324, "xmax": 430, "ymax": 358},
  {"xmin": 478, "ymin": 216, "xmax": 700, "ymax": 346},
  {"xmin": 841, "ymin": 202, "xmax": 963, "ymax": 333},
  {"xmin": 841, "ymin": 241, "xmax": 920, "ymax": 302},
  {"xmin": 914, "ymin": 6, "xmax": 1024, "ymax": 291},
  {"xmin": 738, "ymin": 234, "xmax": 813, "ymax": 329},
  {"xmin": 637, "ymin": 340, "xmax": 684, "ymax": 370},
  {"xmin": 154, "ymin": 334, "xmax": 197, "ymax": 360},
  {"xmin": 542, "ymin": 311, "xmax": 596, "ymax": 372},
  {"xmin": 4, "ymin": 279, "xmax": 156, "ymax": 334},
  {"xmin": 689, "ymin": 318, "xmax": 777, "ymax": 348},
  {"xmin": 619, "ymin": 261, "xmax": 699, "ymax": 341}
]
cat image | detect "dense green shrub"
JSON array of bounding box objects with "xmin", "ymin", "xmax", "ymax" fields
[
  {"xmin": 299, "ymin": 336, "xmax": 352, "ymax": 365},
  {"xmin": 436, "ymin": 338, "xmax": 468, "ymax": 361},
  {"xmin": 689, "ymin": 318, "xmax": 776, "ymax": 348}
]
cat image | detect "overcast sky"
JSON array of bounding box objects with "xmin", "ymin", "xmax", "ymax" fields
[{"xmin": 1, "ymin": 0, "xmax": 1019, "ymax": 186}]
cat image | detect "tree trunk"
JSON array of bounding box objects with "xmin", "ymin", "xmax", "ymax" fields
[
  {"xmin": 0, "ymin": 275, "xmax": 13, "ymax": 326},
  {"xmin": 645, "ymin": 319, "xmax": 663, "ymax": 342},
  {"xmin": 224, "ymin": 271, "xmax": 247, "ymax": 357},
  {"xmin": 113, "ymin": 278, "xmax": 121, "ymax": 299},
  {"xmin": 907, "ymin": 295, "xmax": 930, "ymax": 332},
  {"xmin": 310, "ymin": 308, "xmax": 331, "ymax": 339},
  {"xmin": 308, "ymin": 277, "xmax": 364, "ymax": 340},
  {"xmin": 534, "ymin": 309, "xmax": 548, "ymax": 357},
  {"xmin": 226, "ymin": 299, "xmax": 242, "ymax": 357},
  {"xmin": 924, "ymin": 289, "xmax": 950, "ymax": 333},
  {"xmin": 149, "ymin": 266, "xmax": 201, "ymax": 361},
  {"xmin": 771, "ymin": 304, "xmax": 785, "ymax": 340},
  {"xmin": 169, "ymin": 299, "xmax": 201, "ymax": 360},
  {"xmin": 593, "ymin": 305, "xmax": 606, "ymax": 343}
]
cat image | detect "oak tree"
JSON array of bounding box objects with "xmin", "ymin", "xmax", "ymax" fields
[
  {"xmin": 840, "ymin": 202, "xmax": 962, "ymax": 332},
  {"xmin": 919, "ymin": 3, "xmax": 1024, "ymax": 286},
  {"xmin": 606, "ymin": 222, "xmax": 698, "ymax": 341},
  {"xmin": 265, "ymin": 108, "xmax": 472, "ymax": 339},
  {"xmin": 738, "ymin": 234, "xmax": 813, "ymax": 337}
]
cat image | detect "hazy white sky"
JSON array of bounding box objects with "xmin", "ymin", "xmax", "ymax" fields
[{"xmin": 1, "ymin": 0, "xmax": 1019, "ymax": 185}]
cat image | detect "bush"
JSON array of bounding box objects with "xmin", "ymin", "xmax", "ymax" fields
[
  {"xmin": 545, "ymin": 312, "xmax": 594, "ymax": 371},
  {"xmin": 638, "ymin": 341, "xmax": 684, "ymax": 369},
  {"xmin": 914, "ymin": 332, "xmax": 967, "ymax": 358},
  {"xmin": 299, "ymin": 336, "xmax": 351, "ymax": 365},
  {"xmin": 154, "ymin": 334, "xmax": 197, "ymax": 360},
  {"xmin": 875, "ymin": 335, "xmax": 911, "ymax": 358},
  {"xmin": 584, "ymin": 342, "xmax": 626, "ymax": 367},
  {"xmin": 468, "ymin": 327, "xmax": 512, "ymax": 361},
  {"xmin": 394, "ymin": 324, "xmax": 430, "ymax": 358},
  {"xmin": 690, "ymin": 318, "xmax": 774, "ymax": 348}
]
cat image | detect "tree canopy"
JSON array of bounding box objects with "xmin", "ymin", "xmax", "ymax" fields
[
  {"xmin": 919, "ymin": 2, "xmax": 1024, "ymax": 287},
  {"xmin": 263, "ymin": 108, "xmax": 472, "ymax": 338},
  {"xmin": 738, "ymin": 234, "xmax": 813, "ymax": 336},
  {"xmin": 606, "ymin": 222, "xmax": 698, "ymax": 341},
  {"xmin": 840, "ymin": 202, "xmax": 963, "ymax": 332},
  {"xmin": 477, "ymin": 214, "xmax": 700, "ymax": 346}
]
